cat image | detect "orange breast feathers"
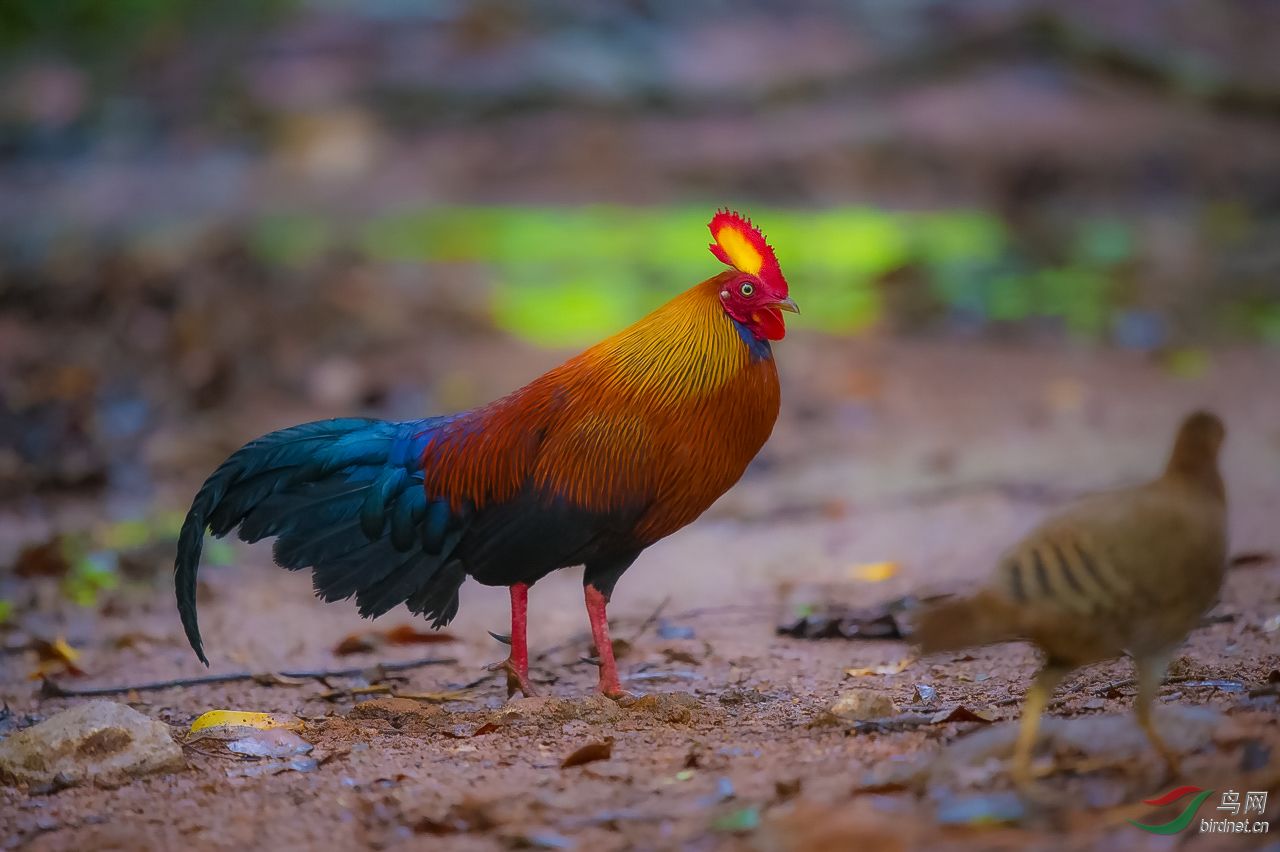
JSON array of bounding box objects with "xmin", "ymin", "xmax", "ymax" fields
[{"xmin": 420, "ymin": 272, "xmax": 781, "ymax": 543}]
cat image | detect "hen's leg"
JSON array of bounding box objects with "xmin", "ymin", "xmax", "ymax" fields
[
  {"xmin": 1012, "ymin": 664, "xmax": 1068, "ymax": 790},
  {"xmin": 1135, "ymin": 652, "xmax": 1180, "ymax": 777},
  {"xmin": 487, "ymin": 583, "xmax": 536, "ymax": 697},
  {"xmin": 585, "ymin": 585, "xmax": 628, "ymax": 698}
]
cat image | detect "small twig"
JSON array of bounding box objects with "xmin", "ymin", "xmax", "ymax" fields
[
  {"xmin": 629, "ymin": 596, "xmax": 672, "ymax": 645},
  {"xmin": 667, "ymin": 602, "xmax": 775, "ymax": 621},
  {"xmin": 40, "ymin": 656, "xmax": 457, "ymax": 698},
  {"xmin": 989, "ymin": 674, "xmax": 1246, "ymax": 708}
]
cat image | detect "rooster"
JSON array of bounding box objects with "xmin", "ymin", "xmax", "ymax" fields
[{"xmin": 175, "ymin": 210, "xmax": 796, "ymax": 697}]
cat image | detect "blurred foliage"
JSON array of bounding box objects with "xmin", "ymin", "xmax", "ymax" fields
[
  {"xmin": 10, "ymin": 513, "xmax": 235, "ymax": 610},
  {"xmin": 351, "ymin": 206, "xmax": 1136, "ymax": 347},
  {"xmin": 0, "ymin": 0, "xmax": 294, "ymax": 67},
  {"xmin": 62, "ymin": 550, "xmax": 120, "ymax": 607}
]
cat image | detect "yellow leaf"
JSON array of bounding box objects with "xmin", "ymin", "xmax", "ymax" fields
[
  {"xmin": 28, "ymin": 636, "xmax": 87, "ymax": 680},
  {"xmin": 846, "ymin": 561, "xmax": 899, "ymax": 583},
  {"xmin": 844, "ymin": 657, "xmax": 915, "ymax": 677},
  {"xmin": 47, "ymin": 637, "xmax": 81, "ymax": 664},
  {"xmin": 189, "ymin": 710, "xmax": 301, "ymax": 733}
]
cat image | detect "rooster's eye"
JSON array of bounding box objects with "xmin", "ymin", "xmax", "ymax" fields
[{"xmin": 739, "ymin": 282, "xmax": 754, "ymax": 297}]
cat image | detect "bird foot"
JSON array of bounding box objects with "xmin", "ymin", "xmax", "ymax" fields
[
  {"xmin": 486, "ymin": 658, "xmax": 537, "ymax": 698},
  {"xmin": 599, "ymin": 685, "xmax": 639, "ymax": 702},
  {"xmin": 1154, "ymin": 750, "xmax": 1183, "ymax": 784},
  {"xmin": 1011, "ymin": 757, "xmax": 1058, "ymax": 806}
]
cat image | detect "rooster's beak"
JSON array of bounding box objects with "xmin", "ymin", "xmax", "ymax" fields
[{"xmin": 772, "ymin": 296, "xmax": 800, "ymax": 314}]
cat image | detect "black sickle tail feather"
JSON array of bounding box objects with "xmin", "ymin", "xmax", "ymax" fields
[{"xmin": 174, "ymin": 416, "xmax": 469, "ymax": 665}]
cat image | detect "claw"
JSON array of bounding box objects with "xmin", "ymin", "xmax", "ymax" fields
[
  {"xmin": 600, "ymin": 685, "xmax": 638, "ymax": 702},
  {"xmin": 486, "ymin": 657, "xmax": 537, "ymax": 698}
]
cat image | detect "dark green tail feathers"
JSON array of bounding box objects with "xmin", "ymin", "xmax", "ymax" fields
[{"xmin": 173, "ymin": 416, "xmax": 466, "ymax": 665}]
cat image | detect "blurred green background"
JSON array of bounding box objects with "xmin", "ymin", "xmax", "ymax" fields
[{"xmin": 2, "ymin": 0, "xmax": 1279, "ymax": 504}]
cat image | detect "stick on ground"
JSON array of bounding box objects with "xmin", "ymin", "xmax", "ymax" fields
[{"xmin": 40, "ymin": 656, "xmax": 458, "ymax": 698}]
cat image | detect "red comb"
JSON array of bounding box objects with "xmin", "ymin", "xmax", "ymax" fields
[{"xmin": 708, "ymin": 209, "xmax": 788, "ymax": 295}]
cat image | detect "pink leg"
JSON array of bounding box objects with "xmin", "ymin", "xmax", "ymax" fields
[
  {"xmin": 585, "ymin": 585, "xmax": 627, "ymax": 698},
  {"xmin": 487, "ymin": 583, "xmax": 536, "ymax": 697}
]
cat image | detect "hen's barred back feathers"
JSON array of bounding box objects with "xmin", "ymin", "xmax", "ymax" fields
[
  {"xmin": 914, "ymin": 410, "xmax": 1228, "ymax": 666},
  {"xmin": 913, "ymin": 410, "xmax": 1228, "ymax": 785}
]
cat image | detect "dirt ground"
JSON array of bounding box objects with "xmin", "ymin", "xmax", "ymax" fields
[{"xmin": 2, "ymin": 337, "xmax": 1279, "ymax": 851}]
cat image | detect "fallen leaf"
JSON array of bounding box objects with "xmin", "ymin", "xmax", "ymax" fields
[
  {"xmin": 14, "ymin": 538, "xmax": 71, "ymax": 577},
  {"xmin": 189, "ymin": 710, "xmax": 302, "ymax": 734},
  {"xmin": 929, "ymin": 705, "xmax": 998, "ymax": 724},
  {"xmin": 333, "ymin": 625, "xmax": 457, "ymax": 655},
  {"xmin": 775, "ymin": 778, "xmax": 802, "ymax": 800},
  {"xmin": 111, "ymin": 632, "xmax": 165, "ymax": 650},
  {"xmin": 251, "ymin": 673, "xmax": 311, "ymax": 687},
  {"xmin": 1230, "ymin": 551, "xmax": 1275, "ymax": 569},
  {"xmin": 844, "ymin": 657, "xmax": 915, "ymax": 677},
  {"xmin": 561, "ymin": 737, "xmax": 614, "ymax": 768},
  {"xmin": 778, "ymin": 611, "xmax": 903, "ymax": 641},
  {"xmin": 332, "ymin": 634, "xmax": 379, "ymax": 656},
  {"xmin": 846, "ymin": 561, "xmax": 899, "ymax": 583},
  {"xmin": 28, "ymin": 636, "xmax": 86, "ymax": 680},
  {"xmin": 663, "ymin": 648, "xmax": 701, "ymax": 665},
  {"xmin": 777, "ymin": 596, "xmax": 918, "ymax": 641},
  {"xmin": 382, "ymin": 625, "xmax": 456, "ymax": 645}
]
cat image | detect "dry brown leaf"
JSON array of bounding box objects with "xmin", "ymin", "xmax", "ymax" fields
[
  {"xmin": 930, "ymin": 705, "xmax": 998, "ymax": 724},
  {"xmin": 382, "ymin": 625, "xmax": 456, "ymax": 645},
  {"xmin": 561, "ymin": 737, "xmax": 615, "ymax": 768},
  {"xmin": 332, "ymin": 633, "xmax": 379, "ymax": 656},
  {"xmin": 333, "ymin": 625, "xmax": 457, "ymax": 655},
  {"xmin": 14, "ymin": 538, "xmax": 71, "ymax": 578},
  {"xmin": 1230, "ymin": 551, "xmax": 1276, "ymax": 568}
]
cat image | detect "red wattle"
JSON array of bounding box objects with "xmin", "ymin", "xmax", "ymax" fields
[{"xmin": 753, "ymin": 306, "xmax": 786, "ymax": 340}]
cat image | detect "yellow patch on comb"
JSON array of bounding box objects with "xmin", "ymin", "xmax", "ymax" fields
[{"xmin": 714, "ymin": 226, "xmax": 764, "ymax": 276}]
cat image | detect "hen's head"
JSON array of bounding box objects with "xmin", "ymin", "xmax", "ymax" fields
[{"xmin": 708, "ymin": 210, "xmax": 797, "ymax": 341}]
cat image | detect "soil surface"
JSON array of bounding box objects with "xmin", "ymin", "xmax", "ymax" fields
[{"xmin": 3, "ymin": 337, "xmax": 1279, "ymax": 850}]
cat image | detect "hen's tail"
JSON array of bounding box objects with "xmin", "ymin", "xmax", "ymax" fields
[
  {"xmin": 175, "ymin": 417, "xmax": 468, "ymax": 665},
  {"xmin": 912, "ymin": 590, "xmax": 1020, "ymax": 654}
]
